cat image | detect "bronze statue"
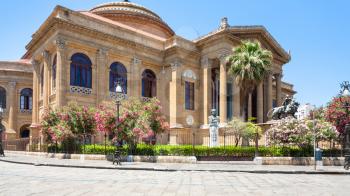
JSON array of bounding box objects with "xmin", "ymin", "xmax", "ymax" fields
[{"xmin": 269, "ymin": 96, "xmax": 300, "ymax": 120}]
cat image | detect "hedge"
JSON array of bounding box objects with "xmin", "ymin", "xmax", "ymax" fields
[{"xmin": 47, "ymin": 144, "xmax": 342, "ymax": 157}]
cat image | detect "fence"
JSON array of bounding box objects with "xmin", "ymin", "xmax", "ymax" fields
[{"xmin": 0, "ymin": 130, "xmax": 343, "ymax": 157}]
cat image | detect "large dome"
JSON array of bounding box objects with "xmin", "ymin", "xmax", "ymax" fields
[{"xmin": 90, "ymin": 1, "xmax": 174, "ymax": 39}]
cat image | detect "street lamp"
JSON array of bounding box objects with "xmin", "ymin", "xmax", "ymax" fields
[
  {"xmin": 340, "ymin": 81, "xmax": 350, "ymax": 170},
  {"xmin": 114, "ymin": 82, "xmax": 124, "ymax": 143},
  {"xmin": 115, "ymin": 82, "xmax": 123, "ymax": 127}
]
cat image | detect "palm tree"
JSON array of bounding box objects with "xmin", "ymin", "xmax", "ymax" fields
[{"xmin": 226, "ymin": 40, "xmax": 273, "ymax": 120}]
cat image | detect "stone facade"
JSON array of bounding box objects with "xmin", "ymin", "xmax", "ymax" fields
[
  {"xmin": 0, "ymin": 1, "xmax": 295, "ymax": 144},
  {"xmin": 0, "ymin": 60, "xmax": 33, "ymax": 139}
]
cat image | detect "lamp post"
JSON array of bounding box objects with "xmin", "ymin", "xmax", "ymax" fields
[
  {"xmin": 115, "ymin": 82, "xmax": 123, "ymax": 128},
  {"xmin": 114, "ymin": 82, "xmax": 124, "ymax": 144},
  {"xmin": 340, "ymin": 81, "xmax": 350, "ymax": 170},
  {"xmin": 0, "ymin": 106, "xmax": 5, "ymax": 156}
]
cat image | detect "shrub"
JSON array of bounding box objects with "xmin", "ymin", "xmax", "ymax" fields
[
  {"xmin": 46, "ymin": 144, "xmax": 341, "ymax": 157},
  {"xmin": 326, "ymin": 96, "xmax": 350, "ymax": 134}
]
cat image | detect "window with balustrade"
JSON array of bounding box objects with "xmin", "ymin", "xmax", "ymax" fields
[{"xmin": 70, "ymin": 53, "xmax": 92, "ymax": 88}]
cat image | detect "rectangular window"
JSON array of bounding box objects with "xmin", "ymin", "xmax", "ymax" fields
[{"xmin": 185, "ymin": 81, "xmax": 195, "ymax": 110}]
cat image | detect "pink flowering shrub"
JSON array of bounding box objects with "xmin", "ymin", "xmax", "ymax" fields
[
  {"xmin": 266, "ymin": 116, "xmax": 337, "ymax": 148},
  {"xmin": 41, "ymin": 102, "xmax": 96, "ymax": 143},
  {"xmin": 95, "ymin": 98, "xmax": 169, "ymax": 147},
  {"xmin": 325, "ymin": 96, "xmax": 350, "ymax": 134},
  {"xmin": 42, "ymin": 98, "xmax": 170, "ymax": 148}
]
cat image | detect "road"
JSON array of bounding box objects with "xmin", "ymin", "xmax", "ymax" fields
[{"xmin": 0, "ymin": 161, "xmax": 348, "ymax": 196}]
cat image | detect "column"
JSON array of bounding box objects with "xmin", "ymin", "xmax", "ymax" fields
[
  {"xmin": 276, "ymin": 72, "xmax": 282, "ymax": 106},
  {"xmin": 219, "ymin": 55, "xmax": 227, "ymax": 124},
  {"xmin": 201, "ymin": 57, "xmax": 211, "ymax": 124},
  {"xmin": 42, "ymin": 51, "xmax": 51, "ymax": 108},
  {"xmin": 169, "ymin": 59, "xmax": 181, "ymax": 128},
  {"xmin": 257, "ymin": 83, "xmax": 264, "ymax": 123},
  {"xmin": 7, "ymin": 81, "xmax": 17, "ymax": 136},
  {"xmin": 267, "ymin": 74, "xmax": 273, "ymax": 119},
  {"xmin": 131, "ymin": 57, "xmax": 141, "ymax": 98},
  {"xmin": 247, "ymin": 93, "xmax": 252, "ymax": 119},
  {"xmin": 55, "ymin": 38, "xmax": 66, "ymax": 107},
  {"xmin": 232, "ymin": 80, "xmax": 240, "ymax": 118}
]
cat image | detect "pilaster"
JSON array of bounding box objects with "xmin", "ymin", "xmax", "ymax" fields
[
  {"xmin": 31, "ymin": 60, "xmax": 40, "ymax": 124},
  {"xmin": 55, "ymin": 38, "xmax": 66, "ymax": 107},
  {"xmin": 42, "ymin": 50, "xmax": 50, "ymax": 108},
  {"xmin": 7, "ymin": 81, "xmax": 17, "ymax": 135},
  {"xmin": 96, "ymin": 48, "xmax": 108, "ymax": 103},
  {"xmin": 131, "ymin": 57, "xmax": 142, "ymax": 98},
  {"xmin": 169, "ymin": 59, "xmax": 182, "ymax": 128}
]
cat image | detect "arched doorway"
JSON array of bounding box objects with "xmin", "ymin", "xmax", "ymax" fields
[{"xmin": 19, "ymin": 125, "xmax": 30, "ymax": 138}]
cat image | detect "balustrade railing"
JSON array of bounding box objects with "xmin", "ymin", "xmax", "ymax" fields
[{"xmin": 70, "ymin": 86, "xmax": 92, "ymax": 95}]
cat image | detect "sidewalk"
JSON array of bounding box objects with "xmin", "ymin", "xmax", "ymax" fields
[{"xmin": 1, "ymin": 152, "xmax": 349, "ymax": 174}]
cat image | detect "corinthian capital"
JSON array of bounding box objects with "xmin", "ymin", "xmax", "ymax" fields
[
  {"xmin": 131, "ymin": 56, "xmax": 141, "ymax": 65},
  {"xmin": 170, "ymin": 58, "xmax": 182, "ymax": 71},
  {"xmin": 8, "ymin": 81, "xmax": 16, "ymax": 89},
  {"xmin": 218, "ymin": 52, "xmax": 230, "ymax": 64},
  {"xmin": 42, "ymin": 50, "xmax": 51, "ymax": 63},
  {"xmin": 31, "ymin": 60, "xmax": 40, "ymax": 75},
  {"xmin": 201, "ymin": 56, "xmax": 211, "ymax": 69},
  {"xmin": 55, "ymin": 38, "xmax": 66, "ymax": 50}
]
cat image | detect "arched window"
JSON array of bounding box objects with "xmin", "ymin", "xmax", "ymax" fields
[
  {"xmin": 52, "ymin": 54, "xmax": 57, "ymax": 90},
  {"xmin": 109, "ymin": 62, "xmax": 127, "ymax": 93},
  {"xmin": 70, "ymin": 53, "xmax": 92, "ymax": 88},
  {"xmin": 20, "ymin": 88, "xmax": 33, "ymax": 110},
  {"xmin": 0, "ymin": 86, "xmax": 6, "ymax": 109},
  {"xmin": 142, "ymin": 69, "xmax": 156, "ymax": 98}
]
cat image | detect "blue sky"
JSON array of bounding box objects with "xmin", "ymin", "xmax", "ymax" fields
[{"xmin": 0, "ymin": 0, "xmax": 349, "ymax": 107}]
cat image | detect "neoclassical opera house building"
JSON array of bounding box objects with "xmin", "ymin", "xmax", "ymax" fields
[{"xmin": 0, "ymin": 1, "xmax": 295, "ymax": 144}]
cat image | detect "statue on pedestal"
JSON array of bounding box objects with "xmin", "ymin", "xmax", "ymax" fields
[
  {"xmin": 208, "ymin": 109, "xmax": 219, "ymax": 147},
  {"xmin": 270, "ymin": 96, "xmax": 300, "ymax": 120}
]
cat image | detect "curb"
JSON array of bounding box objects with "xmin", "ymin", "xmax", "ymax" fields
[{"xmin": 1, "ymin": 158, "xmax": 349, "ymax": 175}]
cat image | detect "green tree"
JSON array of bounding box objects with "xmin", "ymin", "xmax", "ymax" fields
[
  {"xmin": 226, "ymin": 118, "xmax": 262, "ymax": 146},
  {"xmin": 226, "ymin": 40, "xmax": 272, "ymax": 119},
  {"xmin": 226, "ymin": 118, "xmax": 247, "ymax": 146}
]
